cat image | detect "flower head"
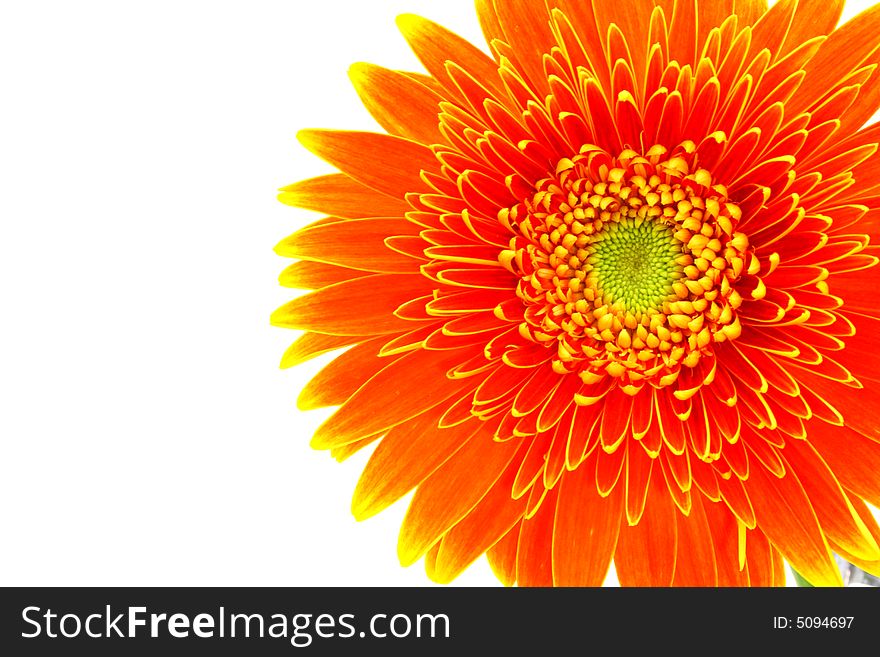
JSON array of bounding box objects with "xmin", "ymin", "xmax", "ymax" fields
[{"xmin": 274, "ymin": 0, "xmax": 880, "ymax": 586}]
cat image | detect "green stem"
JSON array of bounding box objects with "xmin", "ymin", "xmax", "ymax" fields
[{"xmin": 790, "ymin": 568, "xmax": 815, "ymax": 587}]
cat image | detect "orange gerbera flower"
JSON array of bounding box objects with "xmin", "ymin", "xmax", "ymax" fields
[{"xmin": 274, "ymin": 0, "xmax": 880, "ymax": 586}]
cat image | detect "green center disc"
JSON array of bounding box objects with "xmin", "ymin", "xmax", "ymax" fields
[{"xmin": 585, "ymin": 217, "xmax": 683, "ymax": 313}]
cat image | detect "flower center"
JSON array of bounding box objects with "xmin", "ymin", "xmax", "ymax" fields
[
  {"xmin": 499, "ymin": 143, "xmax": 755, "ymax": 391},
  {"xmin": 585, "ymin": 216, "xmax": 682, "ymax": 314}
]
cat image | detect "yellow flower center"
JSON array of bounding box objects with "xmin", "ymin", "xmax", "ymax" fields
[{"xmin": 499, "ymin": 143, "xmax": 753, "ymax": 391}]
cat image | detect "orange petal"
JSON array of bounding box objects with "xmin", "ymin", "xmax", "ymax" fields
[
  {"xmin": 513, "ymin": 433, "xmax": 551, "ymax": 498},
  {"xmin": 276, "ymin": 218, "xmax": 422, "ymax": 273},
  {"xmin": 781, "ymin": 0, "xmax": 843, "ymax": 57},
  {"xmin": 278, "ymin": 173, "xmax": 411, "ymax": 218},
  {"xmin": 396, "ymin": 13, "xmax": 507, "ymax": 102},
  {"xmin": 599, "ymin": 386, "xmax": 633, "ymax": 452},
  {"xmin": 422, "ymin": 541, "xmax": 442, "ymax": 581},
  {"xmin": 782, "ymin": 439, "xmax": 880, "ymax": 561},
  {"xmin": 329, "ymin": 434, "xmax": 382, "ymax": 463},
  {"xmin": 743, "ymin": 527, "xmax": 780, "ymax": 586},
  {"xmin": 703, "ymin": 500, "xmax": 750, "ymax": 586},
  {"xmin": 746, "ymin": 462, "xmax": 843, "ymax": 585},
  {"xmin": 352, "ymin": 407, "xmax": 478, "ymax": 521},
  {"xmin": 512, "ymin": 364, "xmax": 561, "ymax": 418},
  {"xmin": 789, "ymin": 2, "xmax": 880, "ymax": 114},
  {"xmin": 807, "ymin": 422, "xmax": 880, "ymax": 508},
  {"xmin": 790, "ymin": 363, "xmax": 880, "ymax": 443},
  {"xmin": 312, "ymin": 347, "xmax": 473, "ymax": 448},
  {"xmin": 666, "ymin": 0, "xmax": 698, "ymax": 66},
  {"xmin": 516, "ymin": 485, "xmax": 559, "ymax": 587},
  {"xmin": 837, "ymin": 66, "xmax": 880, "ymax": 135},
  {"xmin": 536, "ymin": 375, "xmax": 580, "ymax": 433},
  {"xmin": 280, "ymin": 332, "xmax": 360, "ymax": 369},
  {"xmin": 552, "ymin": 454, "xmax": 624, "ymax": 586},
  {"xmin": 297, "ymin": 336, "xmax": 395, "ymax": 411},
  {"xmin": 595, "ymin": 441, "xmax": 626, "ymax": 496},
  {"xmin": 278, "ymin": 260, "xmax": 368, "ymax": 290},
  {"xmin": 624, "ymin": 441, "xmax": 654, "ymax": 526},
  {"xmin": 830, "ymin": 498, "xmax": 880, "ymax": 578},
  {"xmin": 717, "ymin": 472, "xmax": 757, "ymax": 529},
  {"xmin": 552, "ymin": 3, "xmax": 611, "ymax": 91},
  {"xmin": 750, "ymin": 0, "xmax": 797, "ymax": 62},
  {"xmin": 615, "ymin": 472, "xmax": 677, "ymax": 586},
  {"xmin": 733, "ymin": 0, "xmax": 770, "ymax": 26},
  {"xmin": 493, "ymin": 0, "xmax": 558, "ymax": 93},
  {"xmin": 433, "ymin": 448, "xmax": 529, "ymax": 583},
  {"xmin": 698, "ymin": 1, "xmax": 735, "ymax": 45},
  {"xmin": 298, "ymin": 129, "xmax": 438, "ymax": 198},
  {"xmin": 398, "ymin": 423, "xmax": 521, "ymax": 566},
  {"xmin": 271, "ymin": 273, "xmax": 434, "ymax": 336},
  {"xmin": 486, "ymin": 523, "xmax": 521, "ymax": 586},
  {"xmin": 671, "ymin": 494, "xmax": 719, "ymax": 586},
  {"xmin": 595, "ymin": 0, "xmax": 652, "ymax": 82},
  {"xmin": 349, "ymin": 63, "xmax": 445, "ymax": 145},
  {"xmin": 381, "ymin": 322, "xmax": 441, "ymax": 358}
]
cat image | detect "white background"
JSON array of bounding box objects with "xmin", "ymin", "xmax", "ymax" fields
[{"xmin": 0, "ymin": 0, "xmax": 875, "ymax": 587}]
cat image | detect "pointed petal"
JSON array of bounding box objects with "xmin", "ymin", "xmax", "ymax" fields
[
  {"xmin": 698, "ymin": 1, "xmax": 735, "ymax": 45},
  {"xmin": 433, "ymin": 447, "xmax": 528, "ymax": 582},
  {"xmin": 789, "ymin": 3, "xmax": 880, "ymax": 115},
  {"xmin": 746, "ymin": 462, "xmax": 843, "ymax": 586},
  {"xmin": 624, "ymin": 443, "xmax": 654, "ymax": 526},
  {"xmin": 276, "ymin": 218, "xmax": 422, "ymax": 273},
  {"xmin": 313, "ymin": 347, "xmax": 472, "ymax": 448},
  {"xmin": 278, "ymin": 260, "xmax": 369, "ymax": 290},
  {"xmin": 667, "ymin": 0, "xmax": 698, "ymax": 65},
  {"xmin": 493, "ymin": 0, "xmax": 557, "ymax": 94},
  {"xmin": 396, "ymin": 14, "xmax": 507, "ymax": 101},
  {"xmin": 807, "ymin": 422, "xmax": 880, "ymax": 508},
  {"xmin": 781, "ymin": 0, "xmax": 843, "ymax": 58},
  {"xmin": 552, "ymin": 454, "xmax": 624, "ymax": 586},
  {"xmin": 593, "ymin": 0, "xmax": 652, "ymax": 81},
  {"xmin": 733, "ymin": 0, "xmax": 769, "ymax": 26},
  {"xmin": 750, "ymin": 0, "xmax": 796, "ymax": 61},
  {"xmin": 278, "ymin": 174, "xmax": 411, "ymax": 218},
  {"xmin": 743, "ymin": 527, "xmax": 779, "ymax": 586},
  {"xmin": 486, "ymin": 523, "xmax": 520, "ymax": 586},
  {"xmin": 791, "ymin": 364, "xmax": 880, "ymax": 442},
  {"xmin": 280, "ymin": 332, "xmax": 359, "ymax": 369},
  {"xmin": 352, "ymin": 408, "xmax": 478, "ymax": 520},
  {"xmin": 298, "ymin": 129, "xmax": 438, "ymax": 197},
  {"xmin": 615, "ymin": 473, "xmax": 677, "ymax": 586},
  {"xmin": 398, "ymin": 424, "xmax": 521, "ymax": 566},
  {"xmin": 671, "ymin": 494, "xmax": 719, "ymax": 586},
  {"xmin": 271, "ymin": 273, "xmax": 433, "ymax": 336},
  {"xmin": 349, "ymin": 63, "xmax": 444, "ymax": 145},
  {"xmin": 782, "ymin": 439, "xmax": 880, "ymax": 561},
  {"xmin": 516, "ymin": 485, "xmax": 559, "ymax": 586},
  {"xmin": 831, "ymin": 498, "xmax": 880, "ymax": 578},
  {"xmin": 703, "ymin": 500, "xmax": 751, "ymax": 586},
  {"xmin": 297, "ymin": 336, "xmax": 395, "ymax": 411}
]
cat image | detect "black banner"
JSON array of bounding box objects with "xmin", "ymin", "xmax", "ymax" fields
[{"xmin": 1, "ymin": 587, "xmax": 874, "ymax": 654}]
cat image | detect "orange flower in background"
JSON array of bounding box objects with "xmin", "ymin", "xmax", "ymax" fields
[{"xmin": 273, "ymin": 0, "xmax": 880, "ymax": 586}]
